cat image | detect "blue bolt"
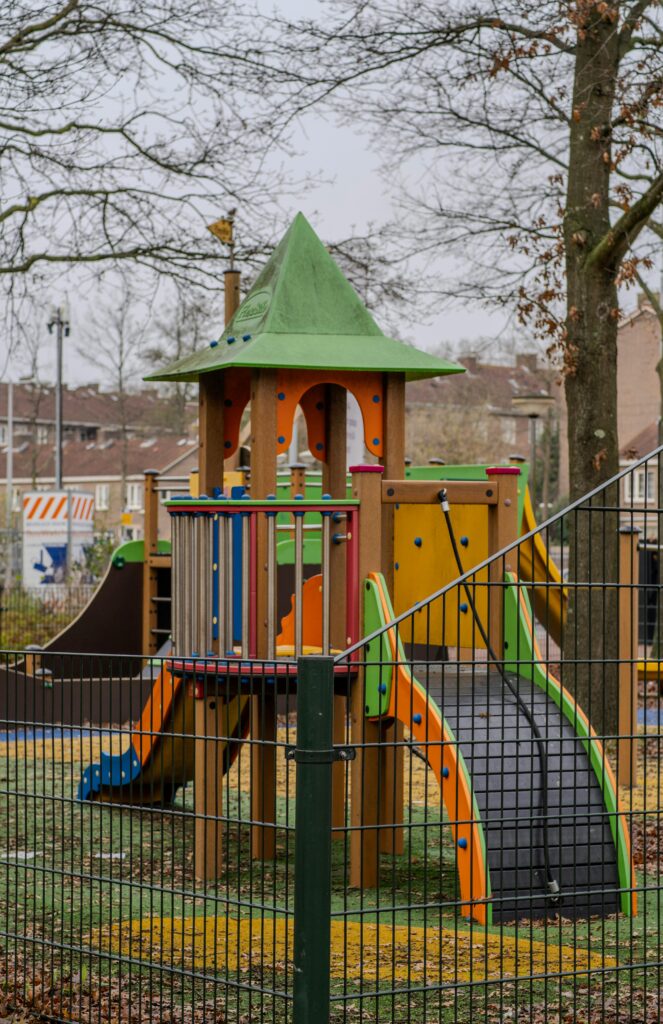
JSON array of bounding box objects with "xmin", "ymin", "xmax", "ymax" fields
[
  {"xmin": 209, "ymin": 340, "xmax": 219, "ymax": 348},
  {"xmin": 315, "ymin": 442, "xmax": 324, "ymax": 451},
  {"xmin": 458, "ymin": 838, "xmax": 468, "ymax": 850},
  {"xmin": 394, "ymin": 562, "xmax": 399, "ymax": 570},
  {"xmin": 372, "ymin": 437, "xmax": 380, "ymax": 446},
  {"xmin": 322, "ymin": 493, "xmax": 331, "ymax": 500},
  {"xmin": 442, "ymin": 766, "xmax": 449, "ymax": 779},
  {"xmin": 295, "ymin": 493, "xmax": 304, "ymax": 500},
  {"xmin": 378, "ymin": 683, "xmax": 387, "ymax": 695},
  {"xmin": 460, "ymin": 602, "xmax": 468, "ymax": 614},
  {"xmin": 224, "ymin": 440, "xmax": 232, "ymax": 449},
  {"xmin": 414, "ymin": 537, "xmax": 422, "ymax": 548},
  {"xmin": 242, "ymin": 334, "xmax": 251, "ymax": 341},
  {"xmin": 267, "ymin": 493, "xmax": 276, "ymax": 500},
  {"xmin": 412, "ymin": 713, "xmax": 422, "ymax": 725},
  {"xmin": 227, "ymin": 335, "xmax": 236, "ymax": 344},
  {"xmin": 212, "ymin": 487, "xmax": 223, "ymax": 498},
  {"xmin": 277, "ymin": 392, "xmax": 286, "ymax": 400},
  {"xmin": 460, "ymin": 536, "xmax": 469, "ymax": 547},
  {"xmin": 372, "ymin": 394, "xmax": 380, "ymax": 403},
  {"xmin": 278, "ymin": 435, "xmax": 285, "ymax": 444}
]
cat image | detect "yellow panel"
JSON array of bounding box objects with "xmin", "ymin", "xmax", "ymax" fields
[{"xmin": 393, "ymin": 504, "xmax": 489, "ymax": 648}]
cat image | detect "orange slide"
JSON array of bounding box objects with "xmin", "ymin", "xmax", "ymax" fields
[{"xmin": 78, "ymin": 669, "xmax": 249, "ymax": 804}]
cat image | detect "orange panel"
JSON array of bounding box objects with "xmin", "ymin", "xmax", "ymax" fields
[
  {"xmin": 275, "ymin": 370, "xmax": 384, "ymax": 460},
  {"xmin": 371, "ymin": 572, "xmax": 490, "ymax": 924},
  {"xmin": 278, "ymin": 574, "xmax": 323, "ymax": 647}
]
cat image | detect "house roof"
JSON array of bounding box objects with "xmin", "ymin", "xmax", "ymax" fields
[
  {"xmin": 620, "ymin": 422, "xmax": 659, "ymax": 461},
  {"xmin": 405, "ymin": 354, "xmax": 558, "ymax": 412},
  {"xmin": 0, "ymin": 382, "xmax": 196, "ymax": 432},
  {"xmin": 147, "ymin": 213, "xmax": 464, "ymax": 384},
  {"xmin": 0, "ymin": 435, "xmax": 197, "ymax": 482}
]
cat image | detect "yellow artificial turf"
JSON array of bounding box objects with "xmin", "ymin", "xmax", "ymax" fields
[{"xmin": 93, "ymin": 914, "xmax": 613, "ymax": 984}]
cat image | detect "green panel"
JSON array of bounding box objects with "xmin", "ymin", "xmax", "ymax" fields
[
  {"xmin": 276, "ymin": 536, "xmax": 322, "ymax": 566},
  {"xmin": 502, "ymin": 574, "xmax": 634, "ymax": 916},
  {"xmin": 363, "ymin": 578, "xmax": 395, "ymax": 717},
  {"xmin": 147, "ymin": 214, "xmax": 463, "ymax": 383}
]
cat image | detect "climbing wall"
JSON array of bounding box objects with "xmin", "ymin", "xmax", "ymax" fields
[{"xmin": 393, "ymin": 503, "xmax": 490, "ymax": 647}]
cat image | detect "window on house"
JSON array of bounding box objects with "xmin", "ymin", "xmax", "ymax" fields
[
  {"xmin": 36, "ymin": 425, "xmax": 48, "ymax": 445},
  {"xmin": 126, "ymin": 481, "xmax": 143, "ymax": 511},
  {"xmin": 96, "ymin": 483, "xmax": 110, "ymax": 511},
  {"xmin": 630, "ymin": 468, "xmax": 656, "ymax": 503}
]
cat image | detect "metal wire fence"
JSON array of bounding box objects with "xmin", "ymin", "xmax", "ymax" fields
[
  {"xmin": 0, "ymin": 584, "xmax": 96, "ymax": 650},
  {"xmin": 0, "ymin": 449, "xmax": 661, "ymax": 1022}
]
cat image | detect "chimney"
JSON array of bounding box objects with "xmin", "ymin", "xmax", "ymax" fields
[{"xmin": 516, "ymin": 353, "xmax": 538, "ymax": 372}]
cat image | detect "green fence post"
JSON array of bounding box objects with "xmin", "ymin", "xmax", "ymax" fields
[{"xmin": 293, "ymin": 655, "xmax": 335, "ymax": 1024}]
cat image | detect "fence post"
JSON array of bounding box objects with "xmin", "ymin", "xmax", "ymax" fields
[
  {"xmin": 618, "ymin": 526, "xmax": 640, "ymax": 787},
  {"xmin": 293, "ymin": 655, "xmax": 335, "ymax": 1024}
]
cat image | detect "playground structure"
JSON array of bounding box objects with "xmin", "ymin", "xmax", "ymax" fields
[{"xmin": 65, "ymin": 213, "xmax": 637, "ymax": 925}]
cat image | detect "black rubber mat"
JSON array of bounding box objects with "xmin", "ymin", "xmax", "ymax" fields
[{"xmin": 421, "ymin": 668, "xmax": 620, "ymax": 922}]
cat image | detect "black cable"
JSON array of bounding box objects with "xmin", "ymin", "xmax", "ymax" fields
[{"xmin": 437, "ymin": 488, "xmax": 560, "ymax": 900}]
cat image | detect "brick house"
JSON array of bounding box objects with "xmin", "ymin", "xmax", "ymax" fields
[
  {"xmin": 0, "ymin": 435, "xmax": 198, "ymax": 544},
  {"xmin": 405, "ymin": 352, "xmax": 561, "ymax": 492}
]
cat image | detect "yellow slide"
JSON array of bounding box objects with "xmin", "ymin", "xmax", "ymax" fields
[{"xmin": 518, "ymin": 488, "xmax": 567, "ymax": 647}]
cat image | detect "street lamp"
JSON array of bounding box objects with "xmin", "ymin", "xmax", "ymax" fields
[
  {"xmin": 47, "ymin": 303, "xmax": 70, "ymax": 491},
  {"xmin": 511, "ymin": 394, "xmax": 557, "ymax": 509}
]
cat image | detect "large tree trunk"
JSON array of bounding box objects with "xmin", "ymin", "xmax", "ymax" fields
[{"xmin": 563, "ymin": 9, "xmax": 620, "ymax": 737}]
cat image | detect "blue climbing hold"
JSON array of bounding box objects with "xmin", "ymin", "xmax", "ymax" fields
[
  {"xmin": 294, "ymin": 494, "xmax": 304, "ymax": 500},
  {"xmin": 372, "ymin": 437, "xmax": 380, "ymax": 446},
  {"xmin": 378, "ymin": 683, "xmax": 387, "ymax": 695},
  {"xmin": 459, "ymin": 602, "xmax": 468, "ymax": 614},
  {"xmin": 242, "ymin": 334, "xmax": 251, "ymax": 341},
  {"xmin": 227, "ymin": 336, "xmax": 236, "ymax": 344},
  {"xmin": 278, "ymin": 392, "xmax": 286, "ymax": 401},
  {"xmin": 442, "ymin": 766, "xmax": 449, "ymax": 779},
  {"xmin": 315, "ymin": 442, "xmax": 324, "ymax": 451},
  {"xmin": 458, "ymin": 838, "xmax": 468, "ymax": 850},
  {"xmin": 414, "ymin": 537, "xmax": 422, "ymax": 548},
  {"xmin": 460, "ymin": 536, "xmax": 469, "ymax": 547},
  {"xmin": 394, "ymin": 562, "xmax": 399, "ymax": 571},
  {"xmin": 372, "ymin": 394, "xmax": 380, "ymax": 403},
  {"xmin": 278, "ymin": 435, "xmax": 285, "ymax": 444},
  {"xmin": 209, "ymin": 339, "xmax": 218, "ymax": 348},
  {"xmin": 224, "ymin": 440, "xmax": 232, "ymax": 449},
  {"xmin": 412, "ymin": 713, "xmax": 422, "ymax": 725}
]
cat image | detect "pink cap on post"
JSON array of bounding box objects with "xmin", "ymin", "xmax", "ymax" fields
[
  {"xmin": 486, "ymin": 466, "xmax": 521, "ymax": 476},
  {"xmin": 349, "ymin": 464, "xmax": 384, "ymax": 473}
]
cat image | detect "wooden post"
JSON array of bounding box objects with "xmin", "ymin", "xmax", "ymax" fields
[
  {"xmin": 486, "ymin": 467, "xmax": 521, "ymax": 658},
  {"xmin": 198, "ymin": 371, "xmax": 225, "ymax": 496},
  {"xmin": 142, "ymin": 470, "xmax": 159, "ymax": 655},
  {"xmin": 618, "ymin": 527, "xmax": 639, "ymax": 787},
  {"xmin": 224, "ymin": 269, "xmax": 241, "ymax": 325},
  {"xmin": 251, "ymin": 369, "xmax": 278, "ymax": 860},
  {"xmin": 350, "ymin": 465, "xmax": 383, "ymax": 889},
  {"xmin": 379, "ymin": 374, "xmax": 405, "ymax": 855},
  {"xmin": 289, "ymin": 463, "xmax": 307, "ymax": 498},
  {"xmin": 194, "ymin": 690, "xmax": 225, "ymax": 880},
  {"xmin": 322, "ymin": 386, "xmax": 348, "ymax": 836}
]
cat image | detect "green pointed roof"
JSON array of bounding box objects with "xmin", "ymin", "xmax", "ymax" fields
[{"xmin": 146, "ymin": 213, "xmax": 464, "ymax": 383}]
